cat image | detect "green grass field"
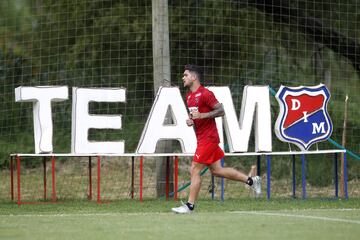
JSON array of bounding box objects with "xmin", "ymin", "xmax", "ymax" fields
[{"xmin": 1, "ymin": 198, "xmax": 360, "ymax": 240}]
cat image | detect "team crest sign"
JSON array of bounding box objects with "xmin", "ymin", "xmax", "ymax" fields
[{"xmin": 275, "ymin": 84, "xmax": 333, "ymax": 150}]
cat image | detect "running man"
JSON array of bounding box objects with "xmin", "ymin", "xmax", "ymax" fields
[{"xmin": 172, "ymin": 64, "xmax": 261, "ymax": 214}]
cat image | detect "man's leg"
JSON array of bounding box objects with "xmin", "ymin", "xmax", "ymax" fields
[
  {"xmin": 209, "ymin": 160, "xmax": 262, "ymax": 196},
  {"xmin": 171, "ymin": 161, "xmax": 205, "ymax": 214},
  {"xmin": 209, "ymin": 160, "xmax": 248, "ymax": 182},
  {"xmin": 188, "ymin": 161, "xmax": 206, "ymax": 204}
]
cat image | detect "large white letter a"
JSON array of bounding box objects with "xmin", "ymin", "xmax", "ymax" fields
[{"xmin": 136, "ymin": 87, "xmax": 196, "ymax": 153}]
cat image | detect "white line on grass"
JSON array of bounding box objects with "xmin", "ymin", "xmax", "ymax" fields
[
  {"xmin": 231, "ymin": 211, "xmax": 360, "ymax": 225},
  {"xmin": 2, "ymin": 209, "xmax": 360, "ymax": 225}
]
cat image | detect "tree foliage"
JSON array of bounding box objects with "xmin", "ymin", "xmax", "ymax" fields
[{"xmin": 0, "ymin": 1, "xmax": 359, "ymax": 181}]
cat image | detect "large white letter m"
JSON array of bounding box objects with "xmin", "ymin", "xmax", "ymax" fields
[{"xmin": 312, "ymin": 122, "xmax": 325, "ymax": 134}]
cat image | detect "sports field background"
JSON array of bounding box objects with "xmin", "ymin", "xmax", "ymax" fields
[
  {"xmin": 1, "ymin": 199, "xmax": 360, "ymax": 240},
  {"xmin": 1, "ymin": 0, "xmax": 359, "ymax": 171},
  {"xmin": 1, "ymin": 155, "xmax": 359, "ymax": 202},
  {"xmin": 1, "ymin": 1, "xmax": 360, "ymax": 238}
]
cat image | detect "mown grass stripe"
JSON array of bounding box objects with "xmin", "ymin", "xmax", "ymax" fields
[{"xmin": 231, "ymin": 210, "xmax": 360, "ymax": 224}]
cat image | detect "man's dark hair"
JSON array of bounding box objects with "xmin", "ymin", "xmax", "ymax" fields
[{"xmin": 184, "ymin": 64, "xmax": 203, "ymax": 82}]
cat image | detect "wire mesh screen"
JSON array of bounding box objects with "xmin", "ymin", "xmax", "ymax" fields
[
  {"xmin": 0, "ymin": 0, "xmax": 154, "ymax": 157},
  {"xmin": 0, "ymin": 0, "xmax": 359, "ymax": 201},
  {"xmin": 168, "ymin": 0, "xmax": 360, "ymax": 197}
]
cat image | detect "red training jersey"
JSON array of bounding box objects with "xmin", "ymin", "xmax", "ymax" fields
[{"xmin": 186, "ymin": 85, "xmax": 220, "ymax": 144}]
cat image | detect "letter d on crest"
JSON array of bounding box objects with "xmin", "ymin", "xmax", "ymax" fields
[{"xmin": 291, "ymin": 99, "xmax": 301, "ymax": 110}]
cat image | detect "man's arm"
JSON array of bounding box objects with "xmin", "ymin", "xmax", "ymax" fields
[
  {"xmin": 191, "ymin": 103, "xmax": 224, "ymax": 119},
  {"xmin": 186, "ymin": 117, "xmax": 194, "ymax": 126}
]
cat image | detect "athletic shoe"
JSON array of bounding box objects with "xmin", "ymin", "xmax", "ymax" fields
[
  {"xmin": 251, "ymin": 176, "xmax": 262, "ymax": 197},
  {"xmin": 171, "ymin": 201, "xmax": 193, "ymax": 214}
]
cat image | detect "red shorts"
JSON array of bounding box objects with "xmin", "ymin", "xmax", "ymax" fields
[{"xmin": 193, "ymin": 142, "xmax": 225, "ymax": 165}]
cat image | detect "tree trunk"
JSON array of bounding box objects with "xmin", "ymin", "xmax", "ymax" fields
[
  {"xmin": 313, "ymin": 45, "xmax": 331, "ymax": 88},
  {"xmin": 152, "ymin": 0, "xmax": 173, "ymax": 197}
]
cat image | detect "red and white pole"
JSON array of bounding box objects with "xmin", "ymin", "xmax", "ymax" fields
[
  {"xmin": 97, "ymin": 155, "xmax": 101, "ymax": 204},
  {"xmin": 10, "ymin": 156, "xmax": 14, "ymax": 201},
  {"xmin": 139, "ymin": 156, "xmax": 143, "ymax": 202},
  {"xmin": 174, "ymin": 156, "xmax": 179, "ymax": 201},
  {"xmin": 16, "ymin": 155, "xmax": 21, "ymax": 206},
  {"xmin": 51, "ymin": 156, "xmax": 56, "ymax": 202}
]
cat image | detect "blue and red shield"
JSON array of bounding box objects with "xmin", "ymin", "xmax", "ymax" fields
[{"xmin": 275, "ymin": 84, "xmax": 333, "ymax": 151}]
